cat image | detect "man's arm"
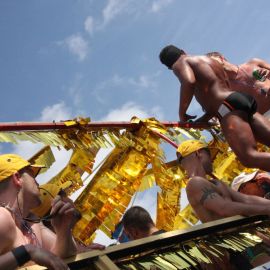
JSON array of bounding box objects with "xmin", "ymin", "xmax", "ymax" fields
[
  {"xmin": 173, "ymin": 59, "xmax": 196, "ymax": 122},
  {"xmin": 186, "ymin": 177, "xmax": 270, "ymax": 218},
  {"xmin": 249, "ymin": 58, "xmax": 270, "ymax": 70},
  {"xmin": 42, "ymin": 196, "xmax": 79, "ymax": 258},
  {"xmin": 0, "ymin": 244, "xmax": 68, "ymax": 270},
  {"xmin": 228, "ymin": 182, "xmax": 270, "ymax": 205}
]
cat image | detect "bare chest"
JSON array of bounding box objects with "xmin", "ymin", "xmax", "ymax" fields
[{"xmin": 12, "ymin": 223, "xmax": 42, "ymax": 249}]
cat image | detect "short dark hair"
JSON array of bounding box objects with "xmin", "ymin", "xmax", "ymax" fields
[
  {"xmin": 159, "ymin": 45, "xmax": 184, "ymax": 69},
  {"xmin": 122, "ymin": 206, "xmax": 154, "ymax": 232}
]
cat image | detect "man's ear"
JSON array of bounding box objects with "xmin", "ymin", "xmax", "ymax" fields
[{"xmin": 11, "ymin": 172, "xmax": 23, "ymax": 189}]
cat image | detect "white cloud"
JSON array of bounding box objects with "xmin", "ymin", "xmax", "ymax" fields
[
  {"xmin": 84, "ymin": 16, "xmax": 95, "ymax": 34},
  {"xmin": 102, "ymin": 0, "xmax": 129, "ymax": 26},
  {"xmin": 150, "ymin": 0, "xmax": 173, "ymax": 13},
  {"xmin": 59, "ymin": 34, "xmax": 89, "ymax": 61},
  {"xmin": 101, "ymin": 102, "xmax": 148, "ymax": 121},
  {"xmin": 39, "ymin": 102, "xmax": 72, "ymax": 122},
  {"xmin": 100, "ymin": 102, "xmax": 164, "ymax": 122}
]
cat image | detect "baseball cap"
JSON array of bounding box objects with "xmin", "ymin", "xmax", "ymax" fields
[
  {"xmin": 0, "ymin": 154, "xmax": 45, "ymax": 182},
  {"xmin": 231, "ymin": 171, "xmax": 258, "ymax": 191},
  {"xmin": 31, "ymin": 181, "xmax": 72, "ymax": 217},
  {"xmin": 177, "ymin": 140, "xmax": 208, "ymax": 159}
]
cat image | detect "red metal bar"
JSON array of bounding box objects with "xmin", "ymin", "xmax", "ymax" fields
[
  {"xmin": 0, "ymin": 121, "xmax": 215, "ymax": 132},
  {"xmin": 151, "ymin": 130, "xmax": 179, "ymax": 148}
]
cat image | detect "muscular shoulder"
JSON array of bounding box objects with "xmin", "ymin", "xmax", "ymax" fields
[
  {"xmin": 0, "ymin": 208, "xmax": 15, "ymax": 231},
  {"xmin": 186, "ymin": 176, "xmax": 210, "ymax": 194}
]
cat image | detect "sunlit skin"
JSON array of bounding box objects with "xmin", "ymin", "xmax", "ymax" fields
[
  {"xmin": 209, "ymin": 54, "xmax": 270, "ymax": 114},
  {"xmin": 180, "ymin": 149, "xmax": 270, "ymax": 223},
  {"xmin": 0, "ymin": 164, "xmax": 79, "ymax": 268},
  {"xmin": 168, "ymin": 49, "xmax": 270, "ymax": 171},
  {"xmin": 180, "ymin": 148, "xmax": 270, "ymax": 267}
]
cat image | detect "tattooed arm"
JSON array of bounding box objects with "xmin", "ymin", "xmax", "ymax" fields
[{"xmin": 186, "ymin": 176, "xmax": 270, "ymax": 221}]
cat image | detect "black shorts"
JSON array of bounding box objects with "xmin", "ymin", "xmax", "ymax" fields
[{"xmin": 217, "ymin": 92, "xmax": 257, "ymax": 119}]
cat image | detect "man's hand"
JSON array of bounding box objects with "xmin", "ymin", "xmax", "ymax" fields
[
  {"xmin": 257, "ymin": 68, "xmax": 270, "ymax": 80},
  {"xmin": 50, "ymin": 196, "xmax": 81, "ymax": 233},
  {"xmin": 194, "ymin": 113, "xmax": 215, "ymax": 123},
  {"xmin": 181, "ymin": 113, "xmax": 197, "ymax": 122},
  {"xmin": 76, "ymin": 242, "xmax": 105, "ymax": 253},
  {"xmin": 25, "ymin": 244, "xmax": 69, "ymax": 270}
]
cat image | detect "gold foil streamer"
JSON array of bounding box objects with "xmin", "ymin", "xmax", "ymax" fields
[
  {"xmin": 73, "ymin": 121, "xmax": 164, "ymax": 244},
  {"xmin": 28, "ymin": 145, "xmax": 55, "ymax": 175}
]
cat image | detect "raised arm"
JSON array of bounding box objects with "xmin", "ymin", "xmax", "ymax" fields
[
  {"xmin": 173, "ymin": 59, "xmax": 196, "ymax": 122},
  {"xmin": 41, "ymin": 196, "xmax": 79, "ymax": 258}
]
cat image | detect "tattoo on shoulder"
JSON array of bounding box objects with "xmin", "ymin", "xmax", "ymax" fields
[{"xmin": 199, "ymin": 187, "xmax": 217, "ymax": 205}]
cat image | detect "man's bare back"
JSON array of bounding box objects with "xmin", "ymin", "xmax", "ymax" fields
[{"xmin": 173, "ymin": 55, "xmax": 233, "ymax": 117}]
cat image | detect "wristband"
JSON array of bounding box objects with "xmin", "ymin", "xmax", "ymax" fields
[{"xmin": 11, "ymin": 245, "xmax": 31, "ymax": 266}]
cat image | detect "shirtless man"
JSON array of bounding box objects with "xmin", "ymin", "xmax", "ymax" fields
[
  {"xmin": 159, "ymin": 45, "xmax": 270, "ymax": 171},
  {"xmin": 177, "ymin": 140, "xmax": 270, "ymax": 223},
  {"xmin": 0, "ymin": 154, "xmax": 79, "ymax": 268},
  {"xmin": 207, "ymin": 52, "xmax": 270, "ymax": 116}
]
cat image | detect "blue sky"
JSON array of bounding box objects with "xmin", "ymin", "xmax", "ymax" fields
[
  {"xmin": 2, "ymin": 0, "xmax": 270, "ymax": 125},
  {"xmin": 1, "ymin": 0, "xmax": 270, "ymax": 245}
]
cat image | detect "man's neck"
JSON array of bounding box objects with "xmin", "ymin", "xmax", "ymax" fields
[
  {"xmin": 0, "ymin": 192, "xmax": 30, "ymax": 219},
  {"xmin": 188, "ymin": 166, "xmax": 207, "ymax": 178}
]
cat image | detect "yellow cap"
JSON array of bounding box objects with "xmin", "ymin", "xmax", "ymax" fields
[
  {"xmin": 177, "ymin": 140, "xmax": 208, "ymax": 158},
  {"xmin": 0, "ymin": 154, "xmax": 45, "ymax": 182},
  {"xmin": 31, "ymin": 181, "xmax": 72, "ymax": 217}
]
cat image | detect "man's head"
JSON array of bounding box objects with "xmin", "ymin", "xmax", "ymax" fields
[
  {"xmin": 177, "ymin": 140, "xmax": 213, "ymax": 177},
  {"xmin": 206, "ymin": 51, "xmax": 227, "ymax": 64},
  {"xmin": 122, "ymin": 206, "xmax": 155, "ymax": 240},
  {"xmin": 0, "ymin": 154, "xmax": 44, "ymax": 208},
  {"xmin": 159, "ymin": 45, "xmax": 185, "ymax": 69}
]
